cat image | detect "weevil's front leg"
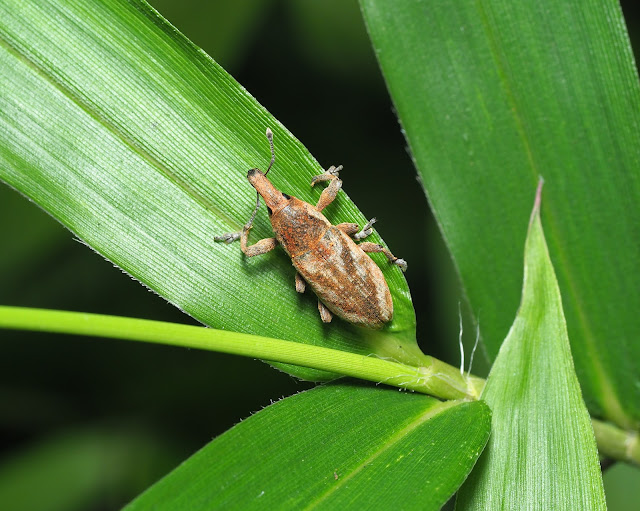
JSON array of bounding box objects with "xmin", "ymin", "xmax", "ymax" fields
[
  {"xmin": 358, "ymin": 242, "xmax": 407, "ymax": 272},
  {"xmin": 318, "ymin": 300, "xmax": 333, "ymax": 323},
  {"xmin": 240, "ymin": 226, "xmax": 278, "ymax": 257},
  {"xmin": 336, "ymin": 222, "xmax": 359, "ymax": 236},
  {"xmin": 215, "ymin": 226, "xmax": 278, "ymax": 257},
  {"xmin": 295, "ymin": 272, "xmax": 306, "ymax": 293},
  {"xmin": 311, "ymin": 165, "xmax": 343, "ymax": 212},
  {"xmin": 214, "ymin": 231, "xmax": 241, "ymax": 243},
  {"xmin": 354, "ymin": 218, "xmax": 377, "ymax": 240},
  {"xmin": 337, "ymin": 218, "xmax": 377, "ymax": 239}
]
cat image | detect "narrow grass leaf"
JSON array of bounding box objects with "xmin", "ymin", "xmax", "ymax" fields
[
  {"xmin": 125, "ymin": 383, "xmax": 491, "ymax": 511},
  {"xmin": 361, "ymin": 0, "xmax": 640, "ymax": 428},
  {"xmin": 455, "ymin": 186, "xmax": 606, "ymax": 510},
  {"xmin": 0, "ymin": 0, "xmax": 419, "ymax": 381}
]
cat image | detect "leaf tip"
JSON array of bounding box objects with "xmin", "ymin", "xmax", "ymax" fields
[{"xmin": 529, "ymin": 176, "xmax": 545, "ymax": 225}]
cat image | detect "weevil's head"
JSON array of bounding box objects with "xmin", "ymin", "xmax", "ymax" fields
[{"xmin": 247, "ymin": 168, "xmax": 290, "ymax": 215}]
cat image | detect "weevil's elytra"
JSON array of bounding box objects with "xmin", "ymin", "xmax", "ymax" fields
[{"xmin": 215, "ymin": 128, "xmax": 407, "ymax": 329}]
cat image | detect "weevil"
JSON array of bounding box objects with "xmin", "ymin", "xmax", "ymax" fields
[{"xmin": 215, "ymin": 128, "xmax": 406, "ymax": 329}]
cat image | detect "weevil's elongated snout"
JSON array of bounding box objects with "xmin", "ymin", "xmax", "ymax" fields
[{"xmin": 247, "ymin": 168, "xmax": 289, "ymax": 213}]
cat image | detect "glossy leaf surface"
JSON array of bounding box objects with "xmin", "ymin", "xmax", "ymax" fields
[
  {"xmin": 361, "ymin": 0, "xmax": 640, "ymax": 428},
  {"xmin": 126, "ymin": 383, "xmax": 491, "ymax": 511},
  {"xmin": 456, "ymin": 189, "xmax": 606, "ymax": 510},
  {"xmin": 0, "ymin": 0, "xmax": 419, "ymax": 381}
]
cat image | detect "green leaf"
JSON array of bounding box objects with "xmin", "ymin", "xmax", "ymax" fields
[
  {"xmin": 125, "ymin": 383, "xmax": 491, "ymax": 511},
  {"xmin": 455, "ymin": 185, "xmax": 606, "ymax": 510},
  {"xmin": 0, "ymin": 0, "xmax": 420, "ymax": 381},
  {"xmin": 361, "ymin": 0, "xmax": 640, "ymax": 427}
]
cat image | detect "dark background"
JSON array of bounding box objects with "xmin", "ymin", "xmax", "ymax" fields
[{"xmin": 1, "ymin": 1, "xmax": 638, "ymax": 509}]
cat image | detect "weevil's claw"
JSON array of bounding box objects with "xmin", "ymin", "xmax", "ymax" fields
[
  {"xmin": 214, "ymin": 232, "xmax": 241, "ymax": 243},
  {"xmin": 354, "ymin": 217, "xmax": 377, "ymax": 240},
  {"xmin": 311, "ymin": 165, "xmax": 343, "ymax": 186},
  {"xmin": 328, "ymin": 164, "xmax": 342, "ymax": 176},
  {"xmin": 393, "ymin": 258, "xmax": 408, "ymax": 272}
]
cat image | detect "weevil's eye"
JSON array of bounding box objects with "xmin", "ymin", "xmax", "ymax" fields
[
  {"xmin": 282, "ymin": 193, "xmax": 291, "ymax": 200},
  {"xmin": 267, "ymin": 206, "xmax": 273, "ymax": 216}
]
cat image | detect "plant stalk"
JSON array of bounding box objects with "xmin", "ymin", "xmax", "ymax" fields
[
  {"xmin": 0, "ymin": 305, "xmax": 636, "ymax": 466},
  {"xmin": 0, "ymin": 306, "xmax": 476, "ymax": 399}
]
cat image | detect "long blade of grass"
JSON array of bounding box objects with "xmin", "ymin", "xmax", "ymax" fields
[
  {"xmin": 456, "ymin": 185, "xmax": 606, "ymax": 509},
  {"xmin": 125, "ymin": 383, "xmax": 491, "ymax": 511},
  {"xmin": 0, "ymin": 0, "xmax": 419, "ymax": 381},
  {"xmin": 361, "ymin": 0, "xmax": 640, "ymax": 428}
]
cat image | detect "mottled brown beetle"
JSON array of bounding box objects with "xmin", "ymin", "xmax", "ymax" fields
[{"xmin": 215, "ymin": 128, "xmax": 406, "ymax": 329}]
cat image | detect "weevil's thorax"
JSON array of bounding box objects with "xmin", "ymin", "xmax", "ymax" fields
[
  {"xmin": 247, "ymin": 169, "xmax": 330, "ymax": 256},
  {"xmin": 270, "ymin": 197, "xmax": 331, "ymax": 258}
]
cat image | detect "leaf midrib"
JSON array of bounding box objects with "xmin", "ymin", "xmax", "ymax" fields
[{"xmin": 302, "ymin": 399, "xmax": 460, "ymax": 509}]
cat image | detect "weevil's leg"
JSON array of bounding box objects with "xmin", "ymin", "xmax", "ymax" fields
[
  {"xmin": 336, "ymin": 222, "xmax": 359, "ymax": 236},
  {"xmin": 318, "ymin": 300, "xmax": 333, "ymax": 323},
  {"xmin": 215, "ymin": 213, "xmax": 278, "ymax": 256},
  {"xmin": 239, "ymin": 225, "xmax": 278, "ymax": 257},
  {"xmin": 295, "ymin": 272, "xmax": 306, "ymax": 293},
  {"xmin": 241, "ymin": 236, "xmax": 278, "ymax": 257},
  {"xmin": 311, "ymin": 165, "xmax": 343, "ymax": 212},
  {"xmin": 214, "ymin": 231, "xmax": 241, "ymax": 243},
  {"xmin": 311, "ymin": 164, "xmax": 342, "ymax": 185},
  {"xmin": 214, "ymin": 188, "xmax": 263, "ymax": 245},
  {"xmin": 216, "ymin": 186, "xmax": 276, "ymax": 255},
  {"xmin": 358, "ymin": 242, "xmax": 408, "ymax": 272},
  {"xmin": 354, "ymin": 218, "xmax": 377, "ymax": 240},
  {"xmin": 337, "ymin": 218, "xmax": 377, "ymax": 239}
]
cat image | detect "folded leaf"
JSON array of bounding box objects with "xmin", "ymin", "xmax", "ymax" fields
[{"xmin": 455, "ymin": 186, "xmax": 606, "ymax": 510}]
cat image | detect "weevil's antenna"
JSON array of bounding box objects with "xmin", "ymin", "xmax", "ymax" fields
[
  {"xmin": 264, "ymin": 127, "xmax": 275, "ymax": 176},
  {"xmin": 244, "ymin": 128, "xmax": 275, "ymax": 230},
  {"xmin": 244, "ymin": 193, "xmax": 261, "ymax": 231}
]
